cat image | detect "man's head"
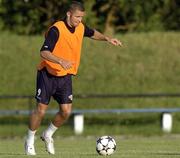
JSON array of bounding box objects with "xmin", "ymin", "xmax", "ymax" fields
[{"xmin": 66, "ymin": 1, "xmax": 85, "ymax": 27}]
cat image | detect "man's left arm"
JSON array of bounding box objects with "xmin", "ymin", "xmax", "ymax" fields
[{"xmin": 91, "ymin": 29, "xmax": 122, "ymax": 46}]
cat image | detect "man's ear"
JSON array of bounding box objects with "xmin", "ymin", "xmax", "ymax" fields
[{"xmin": 66, "ymin": 11, "xmax": 71, "ymax": 17}]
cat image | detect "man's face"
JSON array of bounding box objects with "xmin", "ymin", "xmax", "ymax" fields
[{"xmin": 67, "ymin": 10, "xmax": 85, "ymax": 27}]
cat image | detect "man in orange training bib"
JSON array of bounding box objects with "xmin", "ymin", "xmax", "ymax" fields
[{"xmin": 25, "ymin": 1, "xmax": 122, "ymax": 155}]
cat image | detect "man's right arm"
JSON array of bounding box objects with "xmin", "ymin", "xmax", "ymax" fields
[
  {"xmin": 40, "ymin": 51, "xmax": 74, "ymax": 70},
  {"xmin": 40, "ymin": 26, "xmax": 74, "ymax": 70}
]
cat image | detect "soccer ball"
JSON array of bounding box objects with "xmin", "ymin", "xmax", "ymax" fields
[{"xmin": 96, "ymin": 136, "xmax": 116, "ymax": 156}]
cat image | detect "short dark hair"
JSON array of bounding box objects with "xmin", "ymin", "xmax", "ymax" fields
[{"xmin": 68, "ymin": 1, "xmax": 85, "ymax": 12}]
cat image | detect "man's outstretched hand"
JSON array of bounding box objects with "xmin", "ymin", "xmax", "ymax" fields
[{"xmin": 106, "ymin": 37, "xmax": 123, "ymax": 46}]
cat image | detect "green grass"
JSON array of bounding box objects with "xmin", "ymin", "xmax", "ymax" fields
[
  {"xmin": 0, "ymin": 32, "xmax": 180, "ymax": 95},
  {"xmin": 1, "ymin": 112, "xmax": 180, "ymax": 137},
  {"xmin": 1, "ymin": 135, "xmax": 180, "ymax": 158},
  {"xmin": 0, "ymin": 31, "xmax": 180, "ymax": 109},
  {"xmin": 1, "ymin": 31, "xmax": 180, "ymax": 137}
]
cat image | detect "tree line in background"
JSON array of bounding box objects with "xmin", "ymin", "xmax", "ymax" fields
[{"xmin": 0, "ymin": 0, "xmax": 179, "ymax": 35}]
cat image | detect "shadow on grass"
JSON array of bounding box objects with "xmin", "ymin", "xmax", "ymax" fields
[
  {"xmin": 151, "ymin": 152, "xmax": 180, "ymax": 156},
  {"xmin": 79, "ymin": 153, "xmax": 97, "ymax": 156},
  {"xmin": 0, "ymin": 152, "xmax": 51, "ymax": 157},
  {"xmin": 0, "ymin": 152, "xmax": 24, "ymax": 156}
]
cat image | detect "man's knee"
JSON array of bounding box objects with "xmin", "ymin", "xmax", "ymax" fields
[
  {"xmin": 35, "ymin": 103, "xmax": 48, "ymax": 117},
  {"xmin": 61, "ymin": 111, "xmax": 71, "ymax": 120},
  {"xmin": 60, "ymin": 104, "xmax": 72, "ymax": 120}
]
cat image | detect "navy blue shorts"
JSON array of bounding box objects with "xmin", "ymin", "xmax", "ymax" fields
[{"xmin": 35, "ymin": 68, "xmax": 73, "ymax": 105}]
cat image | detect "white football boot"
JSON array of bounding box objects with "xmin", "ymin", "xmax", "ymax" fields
[
  {"xmin": 25, "ymin": 141, "xmax": 36, "ymax": 155},
  {"xmin": 41, "ymin": 132, "xmax": 55, "ymax": 155}
]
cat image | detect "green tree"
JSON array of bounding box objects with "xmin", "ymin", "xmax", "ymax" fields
[
  {"xmin": 83, "ymin": 0, "xmax": 98, "ymax": 28},
  {"xmin": 162, "ymin": 0, "xmax": 180, "ymax": 30},
  {"xmin": 92, "ymin": 0, "xmax": 180, "ymax": 33},
  {"xmin": 0, "ymin": 0, "xmax": 179, "ymax": 34},
  {"xmin": 92, "ymin": 0, "xmax": 122, "ymax": 34},
  {"xmin": 0, "ymin": 0, "xmax": 69, "ymax": 34}
]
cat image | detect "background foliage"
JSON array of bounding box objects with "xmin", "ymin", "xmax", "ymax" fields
[{"xmin": 0, "ymin": 0, "xmax": 179, "ymax": 35}]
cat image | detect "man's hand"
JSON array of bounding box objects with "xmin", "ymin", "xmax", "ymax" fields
[
  {"xmin": 40, "ymin": 51, "xmax": 75, "ymax": 70},
  {"xmin": 58, "ymin": 59, "xmax": 75, "ymax": 70},
  {"xmin": 106, "ymin": 37, "xmax": 123, "ymax": 46},
  {"xmin": 91, "ymin": 30, "xmax": 123, "ymax": 46}
]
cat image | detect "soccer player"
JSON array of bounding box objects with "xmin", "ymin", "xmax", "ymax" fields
[{"xmin": 25, "ymin": 1, "xmax": 122, "ymax": 155}]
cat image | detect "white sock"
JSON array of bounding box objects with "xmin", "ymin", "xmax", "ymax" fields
[
  {"xmin": 26, "ymin": 129, "xmax": 36, "ymax": 145},
  {"xmin": 44, "ymin": 122, "xmax": 58, "ymax": 138}
]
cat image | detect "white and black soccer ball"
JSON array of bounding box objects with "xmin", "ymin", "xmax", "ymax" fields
[{"xmin": 96, "ymin": 136, "xmax": 116, "ymax": 156}]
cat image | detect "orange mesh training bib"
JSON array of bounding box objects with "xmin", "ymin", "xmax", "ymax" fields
[{"xmin": 38, "ymin": 21, "xmax": 84, "ymax": 76}]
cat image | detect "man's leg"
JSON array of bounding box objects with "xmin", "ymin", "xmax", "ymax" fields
[
  {"xmin": 53, "ymin": 103, "xmax": 72, "ymax": 128},
  {"xmin": 29, "ymin": 103, "xmax": 48, "ymax": 130},
  {"xmin": 25, "ymin": 103, "xmax": 48, "ymax": 155},
  {"xmin": 41, "ymin": 103, "xmax": 72, "ymax": 154}
]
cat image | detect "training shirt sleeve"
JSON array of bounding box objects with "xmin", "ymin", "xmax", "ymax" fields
[
  {"xmin": 84, "ymin": 25, "xmax": 95, "ymax": 37},
  {"xmin": 40, "ymin": 26, "xmax": 59, "ymax": 52}
]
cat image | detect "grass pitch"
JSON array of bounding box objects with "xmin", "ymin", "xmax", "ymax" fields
[{"xmin": 0, "ymin": 135, "xmax": 180, "ymax": 158}]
